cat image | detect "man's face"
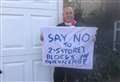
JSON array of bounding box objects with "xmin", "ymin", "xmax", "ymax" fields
[{"xmin": 63, "ymin": 7, "xmax": 74, "ymax": 23}]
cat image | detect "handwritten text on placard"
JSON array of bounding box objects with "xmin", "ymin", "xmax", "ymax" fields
[{"xmin": 41, "ymin": 27, "xmax": 97, "ymax": 69}]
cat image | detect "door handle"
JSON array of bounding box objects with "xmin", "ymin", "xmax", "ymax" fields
[{"xmin": 0, "ymin": 70, "xmax": 2, "ymax": 74}]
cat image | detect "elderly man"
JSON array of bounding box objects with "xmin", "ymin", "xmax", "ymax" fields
[{"xmin": 40, "ymin": 6, "xmax": 96, "ymax": 82}]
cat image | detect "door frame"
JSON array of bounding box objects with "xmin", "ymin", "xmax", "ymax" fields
[
  {"xmin": 58, "ymin": 0, "xmax": 63, "ymax": 24},
  {"xmin": 0, "ymin": 5, "xmax": 3, "ymax": 81}
]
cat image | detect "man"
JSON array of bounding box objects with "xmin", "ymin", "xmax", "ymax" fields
[
  {"xmin": 40, "ymin": 6, "xmax": 96, "ymax": 82},
  {"xmin": 54, "ymin": 6, "xmax": 80, "ymax": 82}
]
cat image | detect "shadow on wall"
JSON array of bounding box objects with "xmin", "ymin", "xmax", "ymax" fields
[{"xmin": 65, "ymin": 0, "xmax": 120, "ymax": 82}]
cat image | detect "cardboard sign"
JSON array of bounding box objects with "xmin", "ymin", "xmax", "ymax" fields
[{"xmin": 41, "ymin": 26, "xmax": 97, "ymax": 69}]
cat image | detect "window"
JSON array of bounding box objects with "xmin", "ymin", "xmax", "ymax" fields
[{"xmin": 113, "ymin": 20, "xmax": 120, "ymax": 51}]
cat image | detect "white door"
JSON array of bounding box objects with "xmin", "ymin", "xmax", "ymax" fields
[{"xmin": 0, "ymin": 0, "xmax": 63, "ymax": 82}]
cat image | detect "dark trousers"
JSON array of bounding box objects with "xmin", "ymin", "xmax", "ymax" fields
[{"xmin": 54, "ymin": 67, "xmax": 76, "ymax": 82}]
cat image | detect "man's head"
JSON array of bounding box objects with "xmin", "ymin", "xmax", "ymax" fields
[{"xmin": 63, "ymin": 7, "xmax": 75, "ymax": 23}]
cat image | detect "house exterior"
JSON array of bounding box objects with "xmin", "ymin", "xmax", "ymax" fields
[
  {"xmin": 0, "ymin": 0, "xmax": 63, "ymax": 82},
  {"xmin": 64, "ymin": 0, "xmax": 120, "ymax": 18},
  {"xmin": 0, "ymin": 0, "xmax": 120, "ymax": 82}
]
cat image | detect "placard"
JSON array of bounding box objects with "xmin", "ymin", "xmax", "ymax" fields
[{"xmin": 41, "ymin": 26, "xmax": 97, "ymax": 69}]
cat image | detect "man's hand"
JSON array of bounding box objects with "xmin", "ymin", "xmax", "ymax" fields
[{"xmin": 92, "ymin": 35, "xmax": 96, "ymax": 42}]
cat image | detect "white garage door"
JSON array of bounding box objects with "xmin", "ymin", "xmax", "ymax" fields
[{"xmin": 0, "ymin": 0, "xmax": 63, "ymax": 82}]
